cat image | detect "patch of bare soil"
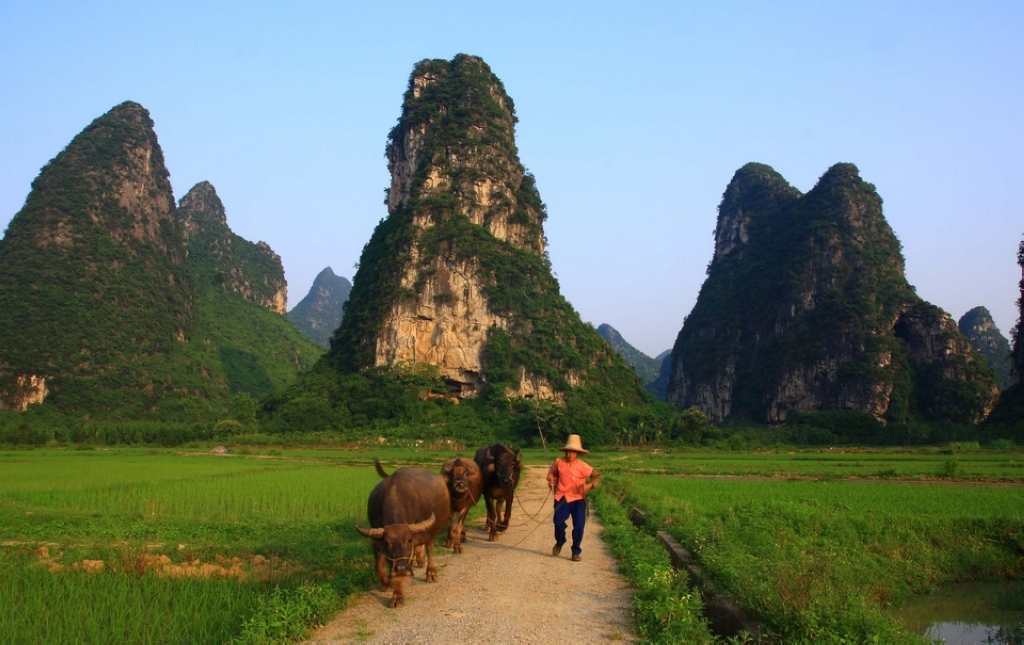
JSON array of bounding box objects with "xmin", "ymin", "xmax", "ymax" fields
[
  {"xmin": 31, "ymin": 545, "xmax": 300, "ymax": 581},
  {"xmin": 307, "ymin": 465, "xmax": 635, "ymax": 643}
]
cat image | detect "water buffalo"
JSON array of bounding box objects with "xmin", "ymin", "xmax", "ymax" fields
[
  {"xmin": 355, "ymin": 459, "xmax": 451, "ymax": 607},
  {"xmin": 473, "ymin": 444, "xmax": 523, "ymax": 541},
  {"xmin": 440, "ymin": 457, "xmax": 483, "ymax": 553}
]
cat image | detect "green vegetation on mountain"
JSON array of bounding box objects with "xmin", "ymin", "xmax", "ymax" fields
[
  {"xmin": 669, "ymin": 162, "xmax": 998, "ymax": 426},
  {"xmin": 0, "ymin": 103, "xmax": 320, "ymax": 418},
  {"xmin": 176, "ymin": 181, "xmax": 288, "ymax": 313},
  {"xmin": 0, "ymin": 102, "xmax": 193, "ymax": 410}
]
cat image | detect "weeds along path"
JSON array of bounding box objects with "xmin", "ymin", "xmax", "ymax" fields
[{"xmin": 307, "ymin": 465, "xmax": 635, "ymax": 643}]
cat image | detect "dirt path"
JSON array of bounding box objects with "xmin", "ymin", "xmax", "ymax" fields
[{"xmin": 307, "ymin": 465, "xmax": 635, "ymax": 643}]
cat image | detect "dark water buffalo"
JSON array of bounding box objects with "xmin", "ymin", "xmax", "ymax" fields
[
  {"xmin": 440, "ymin": 457, "xmax": 483, "ymax": 553},
  {"xmin": 355, "ymin": 459, "xmax": 451, "ymax": 607},
  {"xmin": 473, "ymin": 444, "xmax": 523, "ymax": 541}
]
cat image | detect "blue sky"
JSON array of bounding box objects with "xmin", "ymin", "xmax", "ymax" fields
[{"xmin": 2, "ymin": 1, "xmax": 1021, "ymax": 357}]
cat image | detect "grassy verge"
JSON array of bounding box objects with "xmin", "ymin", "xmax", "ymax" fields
[{"xmin": 591, "ymin": 489, "xmax": 720, "ymax": 643}]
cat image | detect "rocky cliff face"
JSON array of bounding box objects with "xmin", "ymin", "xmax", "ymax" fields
[
  {"xmin": 0, "ymin": 101, "xmax": 194, "ymax": 409},
  {"xmin": 958, "ymin": 306, "xmax": 1012, "ymax": 389},
  {"xmin": 176, "ymin": 181, "xmax": 287, "ymax": 314},
  {"xmin": 668, "ymin": 162, "xmax": 999, "ymax": 425},
  {"xmin": 288, "ymin": 267, "xmax": 352, "ymax": 347},
  {"xmin": 327, "ymin": 55, "xmax": 636, "ymax": 401}
]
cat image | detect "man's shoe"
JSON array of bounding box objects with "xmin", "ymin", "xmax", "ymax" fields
[
  {"xmin": 552, "ymin": 544, "xmax": 562, "ymax": 557},
  {"xmin": 571, "ymin": 554, "xmax": 581, "ymax": 562}
]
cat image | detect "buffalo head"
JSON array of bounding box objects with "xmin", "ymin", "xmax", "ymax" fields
[
  {"xmin": 484, "ymin": 446, "xmax": 523, "ymax": 487},
  {"xmin": 355, "ymin": 513, "xmax": 435, "ymax": 577},
  {"xmin": 441, "ymin": 458, "xmax": 480, "ymax": 497}
]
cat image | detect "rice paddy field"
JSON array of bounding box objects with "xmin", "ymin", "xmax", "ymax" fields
[
  {"xmin": 1, "ymin": 444, "xmax": 1022, "ymax": 643},
  {"xmin": 593, "ymin": 446, "xmax": 1024, "ymax": 643}
]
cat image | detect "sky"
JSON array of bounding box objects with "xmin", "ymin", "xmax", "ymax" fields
[{"xmin": 1, "ymin": 1, "xmax": 1021, "ymax": 357}]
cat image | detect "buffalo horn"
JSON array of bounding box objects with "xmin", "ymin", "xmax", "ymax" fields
[
  {"xmin": 409, "ymin": 513, "xmax": 436, "ymax": 533},
  {"xmin": 354, "ymin": 522, "xmax": 385, "ymax": 539}
]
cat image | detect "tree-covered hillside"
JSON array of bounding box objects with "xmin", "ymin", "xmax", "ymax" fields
[{"xmin": 0, "ymin": 103, "xmax": 321, "ymax": 418}]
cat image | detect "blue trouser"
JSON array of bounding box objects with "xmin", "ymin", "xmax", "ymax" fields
[{"xmin": 553, "ymin": 497, "xmax": 587, "ymax": 555}]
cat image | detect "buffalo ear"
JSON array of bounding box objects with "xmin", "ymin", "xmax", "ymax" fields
[
  {"xmin": 515, "ymin": 449, "xmax": 523, "ymax": 463},
  {"xmin": 485, "ymin": 448, "xmax": 493, "ymax": 461}
]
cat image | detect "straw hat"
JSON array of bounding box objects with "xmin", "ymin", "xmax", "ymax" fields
[{"xmin": 560, "ymin": 434, "xmax": 589, "ymax": 454}]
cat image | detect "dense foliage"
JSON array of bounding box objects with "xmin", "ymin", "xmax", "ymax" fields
[{"xmin": 0, "ymin": 102, "xmax": 193, "ymax": 405}]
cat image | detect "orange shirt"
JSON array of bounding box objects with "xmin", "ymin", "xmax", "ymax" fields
[{"xmin": 548, "ymin": 457, "xmax": 597, "ymax": 503}]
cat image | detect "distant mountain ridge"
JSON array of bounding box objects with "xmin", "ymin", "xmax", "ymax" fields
[
  {"xmin": 596, "ymin": 324, "xmax": 663, "ymax": 385},
  {"xmin": 958, "ymin": 306, "xmax": 1013, "ymax": 389},
  {"xmin": 289, "ymin": 267, "xmax": 352, "ymax": 347}
]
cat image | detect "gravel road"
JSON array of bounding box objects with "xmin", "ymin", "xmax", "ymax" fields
[{"xmin": 306, "ymin": 464, "xmax": 635, "ymax": 643}]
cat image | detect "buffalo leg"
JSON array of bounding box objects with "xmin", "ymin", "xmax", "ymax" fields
[
  {"xmin": 448, "ymin": 510, "xmax": 467, "ymax": 553},
  {"xmin": 425, "ymin": 542, "xmax": 438, "ymax": 582},
  {"xmin": 499, "ymin": 493, "xmax": 513, "ymax": 532},
  {"xmin": 390, "ymin": 577, "xmax": 406, "ymax": 608},
  {"xmin": 412, "ymin": 544, "xmax": 425, "ymax": 568},
  {"xmin": 484, "ymin": 496, "xmax": 498, "ymax": 541},
  {"xmin": 375, "ymin": 547, "xmax": 391, "ymax": 590}
]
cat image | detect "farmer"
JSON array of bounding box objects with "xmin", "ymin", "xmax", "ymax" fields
[{"xmin": 546, "ymin": 434, "xmax": 601, "ymax": 562}]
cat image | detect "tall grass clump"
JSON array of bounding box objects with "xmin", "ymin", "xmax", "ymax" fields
[{"xmin": 591, "ymin": 490, "xmax": 718, "ymax": 643}]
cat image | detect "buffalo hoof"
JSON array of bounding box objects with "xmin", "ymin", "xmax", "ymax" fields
[
  {"xmin": 426, "ymin": 568, "xmax": 438, "ymax": 582},
  {"xmin": 488, "ymin": 533, "xmax": 498, "ymax": 542},
  {"xmin": 390, "ymin": 594, "xmax": 405, "ymax": 608},
  {"xmin": 445, "ymin": 538, "xmax": 454, "ymax": 548},
  {"xmin": 453, "ymin": 543, "xmax": 463, "ymax": 554}
]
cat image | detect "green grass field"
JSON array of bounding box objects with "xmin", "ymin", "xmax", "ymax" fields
[
  {"xmin": 594, "ymin": 447, "xmax": 1024, "ymax": 643},
  {"xmin": 2, "ymin": 445, "xmax": 1022, "ymax": 643}
]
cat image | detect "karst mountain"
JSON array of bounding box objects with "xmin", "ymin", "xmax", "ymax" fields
[
  {"xmin": 322, "ymin": 54, "xmax": 643, "ymax": 406},
  {"xmin": 667, "ymin": 162, "xmax": 999, "ymax": 425},
  {"xmin": 958, "ymin": 306, "xmax": 1013, "ymax": 389},
  {"xmin": 288, "ymin": 267, "xmax": 352, "ymax": 348},
  {"xmin": 0, "ymin": 102, "xmax": 320, "ymax": 415},
  {"xmin": 596, "ymin": 324, "xmax": 663, "ymax": 385}
]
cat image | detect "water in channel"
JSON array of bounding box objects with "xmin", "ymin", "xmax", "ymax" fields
[{"xmin": 892, "ymin": 579, "xmax": 1024, "ymax": 644}]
